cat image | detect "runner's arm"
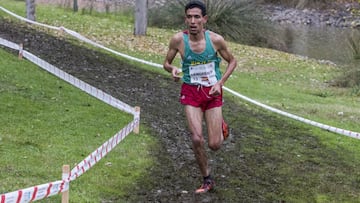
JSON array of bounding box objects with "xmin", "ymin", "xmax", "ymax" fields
[
  {"xmin": 215, "ymin": 35, "xmax": 237, "ymax": 87},
  {"xmin": 209, "ymin": 33, "xmax": 237, "ymax": 96},
  {"xmin": 164, "ymin": 34, "xmax": 182, "ymax": 81}
]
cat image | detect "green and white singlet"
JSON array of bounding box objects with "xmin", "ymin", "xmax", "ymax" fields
[{"xmin": 181, "ymin": 30, "xmax": 222, "ymax": 87}]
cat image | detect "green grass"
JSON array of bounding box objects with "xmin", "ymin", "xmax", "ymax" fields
[
  {"xmin": 4, "ymin": 0, "xmax": 355, "ymax": 136},
  {"xmin": 224, "ymin": 101, "xmax": 360, "ymax": 201},
  {"xmin": 224, "ymin": 48, "xmax": 359, "ymax": 136},
  {"xmin": 2, "ymin": 0, "xmax": 360, "ymax": 201},
  {"xmin": 0, "ymin": 46, "xmax": 157, "ymax": 201}
]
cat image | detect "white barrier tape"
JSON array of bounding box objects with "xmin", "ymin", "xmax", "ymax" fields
[
  {"xmin": 61, "ymin": 27, "xmax": 163, "ymax": 68},
  {"xmin": 0, "ymin": 38, "xmax": 140, "ymax": 203},
  {"xmin": 1, "ymin": 5, "xmax": 358, "ymax": 137},
  {"xmin": 68, "ymin": 118, "xmax": 139, "ymax": 181},
  {"xmin": 0, "ymin": 38, "xmax": 140, "ymax": 201},
  {"xmin": 0, "ymin": 6, "xmax": 163, "ymax": 69},
  {"xmin": 0, "ymin": 38, "xmax": 19, "ymax": 50},
  {"xmin": 0, "ymin": 37, "xmax": 136, "ymax": 116},
  {"xmin": 0, "ymin": 180, "xmax": 69, "ymax": 203},
  {"xmin": 0, "ymin": 6, "xmax": 60, "ymax": 31},
  {"xmin": 0, "ymin": 110, "xmax": 138, "ymax": 203},
  {"xmin": 24, "ymin": 50, "xmax": 137, "ymax": 115},
  {"xmin": 223, "ymin": 86, "xmax": 360, "ymax": 139},
  {"xmin": 0, "ymin": 3, "xmax": 359, "ymax": 202}
]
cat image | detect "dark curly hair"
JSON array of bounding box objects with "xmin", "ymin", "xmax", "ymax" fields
[{"xmin": 185, "ymin": 0, "xmax": 207, "ymax": 16}]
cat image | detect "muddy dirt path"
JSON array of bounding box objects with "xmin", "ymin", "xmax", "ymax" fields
[{"xmin": 0, "ymin": 18, "xmax": 321, "ymax": 202}]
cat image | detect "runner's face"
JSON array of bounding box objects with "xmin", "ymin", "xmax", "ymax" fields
[{"xmin": 185, "ymin": 8, "xmax": 207, "ymax": 35}]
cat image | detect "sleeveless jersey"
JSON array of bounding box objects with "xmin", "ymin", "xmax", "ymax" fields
[{"xmin": 181, "ymin": 30, "xmax": 222, "ymax": 87}]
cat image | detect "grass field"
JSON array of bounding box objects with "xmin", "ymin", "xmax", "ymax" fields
[
  {"xmin": 0, "ymin": 38, "xmax": 157, "ymax": 202},
  {"xmin": 1, "ymin": 0, "xmax": 360, "ymax": 202},
  {"xmin": 23, "ymin": 0, "xmax": 359, "ymax": 134}
]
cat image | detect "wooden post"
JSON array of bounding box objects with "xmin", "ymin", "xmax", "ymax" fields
[
  {"xmin": 133, "ymin": 106, "xmax": 140, "ymax": 134},
  {"xmin": 61, "ymin": 165, "xmax": 70, "ymax": 203},
  {"xmin": 18, "ymin": 43, "xmax": 23, "ymax": 59},
  {"xmin": 59, "ymin": 26, "xmax": 64, "ymax": 34}
]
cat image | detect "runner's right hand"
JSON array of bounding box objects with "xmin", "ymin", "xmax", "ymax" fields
[{"xmin": 172, "ymin": 68, "xmax": 182, "ymax": 82}]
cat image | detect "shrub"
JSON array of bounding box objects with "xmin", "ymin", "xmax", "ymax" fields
[
  {"xmin": 347, "ymin": 30, "xmax": 360, "ymax": 60},
  {"xmin": 148, "ymin": 0, "xmax": 269, "ymax": 46},
  {"xmin": 332, "ymin": 30, "xmax": 360, "ymax": 90}
]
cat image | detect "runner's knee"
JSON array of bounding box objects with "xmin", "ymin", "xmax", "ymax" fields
[
  {"xmin": 208, "ymin": 141, "xmax": 221, "ymax": 151},
  {"xmin": 192, "ymin": 134, "xmax": 204, "ymax": 147}
]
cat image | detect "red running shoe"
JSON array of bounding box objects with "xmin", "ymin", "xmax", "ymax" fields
[
  {"xmin": 222, "ymin": 119, "xmax": 229, "ymax": 140},
  {"xmin": 195, "ymin": 178, "xmax": 215, "ymax": 194}
]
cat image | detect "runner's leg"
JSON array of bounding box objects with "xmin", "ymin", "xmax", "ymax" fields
[
  {"xmin": 185, "ymin": 105, "xmax": 210, "ymax": 177},
  {"xmin": 205, "ymin": 106, "xmax": 223, "ymax": 151}
]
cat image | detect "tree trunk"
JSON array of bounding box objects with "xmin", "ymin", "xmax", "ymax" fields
[
  {"xmin": 26, "ymin": 0, "xmax": 36, "ymax": 21},
  {"xmin": 73, "ymin": 0, "xmax": 78, "ymax": 12},
  {"xmin": 134, "ymin": 0, "xmax": 148, "ymax": 36}
]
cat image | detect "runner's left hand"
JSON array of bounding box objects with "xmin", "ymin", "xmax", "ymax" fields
[{"xmin": 209, "ymin": 84, "xmax": 221, "ymax": 96}]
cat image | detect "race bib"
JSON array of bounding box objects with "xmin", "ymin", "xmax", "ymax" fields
[{"xmin": 189, "ymin": 62, "xmax": 217, "ymax": 86}]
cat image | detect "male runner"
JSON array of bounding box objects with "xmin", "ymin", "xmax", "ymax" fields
[{"xmin": 163, "ymin": 0, "xmax": 237, "ymax": 193}]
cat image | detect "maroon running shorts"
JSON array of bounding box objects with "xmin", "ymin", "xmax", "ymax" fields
[{"xmin": 180, "ymin": 83, "xmax": 223, "ymax": 112}]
